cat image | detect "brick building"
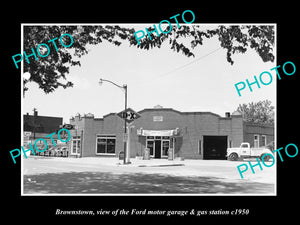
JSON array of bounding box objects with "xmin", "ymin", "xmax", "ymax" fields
[
  {"xmin": 68, "ymin": 106, "xmax": 274, "ymax": 160},
  {"xmin": 23, "ymin": 109, "xmax": 63, "ymax": 146},
  {"xmin": 24, "ymin": 109, "xmax": 63, "ymax": 134}
]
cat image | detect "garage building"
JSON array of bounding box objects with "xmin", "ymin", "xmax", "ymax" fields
[{"xmin": 68, "ymin": 105, "xmax": 274, "ymax": 160}]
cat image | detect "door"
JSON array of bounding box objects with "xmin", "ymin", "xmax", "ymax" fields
[
  {"xmin": 203, "ymin": 136, "xmax": 227, "ymax": 159},
  {"xmin": 154, "ymin": 140, "xmax": 161, "ymax": 158},
  {"xmin": 240, "ymin": 143, "xmax": 250, "ymax": 156}
]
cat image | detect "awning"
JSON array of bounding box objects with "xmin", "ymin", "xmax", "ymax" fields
[{"xmin": 137, "ymin": 128, "xmax": 179, "ymax": 136}]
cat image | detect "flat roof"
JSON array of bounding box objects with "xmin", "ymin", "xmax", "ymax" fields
[{"xmin": 102, "ymin": 107, "xmax": 222, "ymax": 118}]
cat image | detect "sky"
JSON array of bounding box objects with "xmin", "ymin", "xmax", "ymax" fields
[{"xmin": 23, "ymin": 24, "xmax": 276, "ymax": 123}]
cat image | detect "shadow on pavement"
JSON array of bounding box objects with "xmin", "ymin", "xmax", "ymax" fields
[{"xmin": 23, "ymin": 171, "xmax": 274, "ymax": 194}]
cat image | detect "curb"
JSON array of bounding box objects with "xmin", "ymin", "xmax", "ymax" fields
[{"xmin": 138, "ymin": 163, "xmax": 185, "ymax": 167}]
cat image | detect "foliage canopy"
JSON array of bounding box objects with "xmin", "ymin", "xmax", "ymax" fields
[{"xmin": 23, "ymin": 25, "xmax": 275, "ymax": 94}]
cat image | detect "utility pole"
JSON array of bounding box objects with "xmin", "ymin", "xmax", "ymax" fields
[
  {"xmin": 32, "ymin": 108, "xmax": 38, "ymax": 140},
  {"xmin": 123, "ymin": 84, "xmax": 128, "ymax": 164},
  {"xmin": 99, "ymin": 78, "xmax": 129, "ymax": 164}
]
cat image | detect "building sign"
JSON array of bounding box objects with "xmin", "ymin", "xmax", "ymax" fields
[
  {"xmin": 24, "ymin": 131, "xmax": 32, "ymax": 137},
  {"xmin": 61, "ymin": 124, "xmax": 75, "ymax": 130},
  {"xmin": 117, "ymin": 108, "xmax": 141, "ymax": 123},
  {"xmin": 141, "ymin": 129, "xmax": 174, "ymax": 136},
  {"xmin": 137, "ymin": 128, "xmax": 180, "ymax": 136},
  {"xmin": 153, "ymin": 116, "xmax": 163, "ymax": 122},
  {"xmin": 23, "ymin": 131, "xmax": 32, "ymax": 145}
]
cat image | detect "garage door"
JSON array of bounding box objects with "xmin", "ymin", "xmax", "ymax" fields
[{"xmin": 203, "ymin": 136, "xmax": 227, "ymax": 160}]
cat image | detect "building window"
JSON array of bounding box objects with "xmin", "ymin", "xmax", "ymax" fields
[
  {"xmin": 72, "ymin": 137, "xmax": 81, "ymax": 155},
  {"xmin": 146, "ymin": 136, "xmax": 170, "ymax": 157},
  {"xmin": 153, "ymin": 116, "xmax": 163, "ymax": 122},
  {"xmin": 261, "ymin": 135, "xmax": 267, "ymax": 146},
  {"xmin": 96, "ymin": 135, "xmax": 116, "ymax": 155},
  {"xmin": 162, "ymin": 140, "xmax": 169, "ymax": 157},
  {"xmin": 198, "ymin": 140, "xmax": 201, "ymax": 155},
  {"xmin": 254, "ymin": 134, "xmax": 259, "ymax": 148},
  {"xmin": 146, "ymin": 140, "xmax": 154, "ymax": 156}
]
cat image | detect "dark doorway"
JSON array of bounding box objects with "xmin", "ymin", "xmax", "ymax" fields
[
  {"xmin": 154, "ymin": 140, "xmax": 161, "ymax": 158},
  {"xmin": 203, "ymin": 136, "xmax": 227, "ymax": 160}
]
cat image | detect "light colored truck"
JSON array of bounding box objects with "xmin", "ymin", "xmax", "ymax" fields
[{"xmin": 226, "ymin": 142, "xmax": 273, "ymax": 161}]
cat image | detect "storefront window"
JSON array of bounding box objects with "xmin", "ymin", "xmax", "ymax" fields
[
  {"xmin": 97, "ymin": 138, "xmax": 107, "ymax": 153},
  {"xmin": 107, "ymin": 139, "xmax": 116, "ymax": 154},
  {"xmin": 162, "ymin": 140, "xmax": 169, "ymax": 156},
  {"xmin": 147, "ymin": 140, "xmax": 154, "ymax": 156},
  {"xmin": 72, "ymin": 138, "xmax": 80, "ymax": 154},
  {"xmin": 96, "ymin": 136, "xmax": 116, "ymax": 154},
  {"xmin": 146, "ymin": 136, "xmax": 171, "ymax": 158}
]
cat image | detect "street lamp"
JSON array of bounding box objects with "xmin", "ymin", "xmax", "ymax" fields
[{"xmin": 99, "ymin": 78, "xmax": 128, "ymax": 164}]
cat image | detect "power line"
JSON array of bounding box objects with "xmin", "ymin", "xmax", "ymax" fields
[
  {"xmin": 130, "ymin": 46, "xmax": 223, "ymax": 87},
  {"xmin": 154, "ymin": 47, "xmax": 222, "ymax": 79}
]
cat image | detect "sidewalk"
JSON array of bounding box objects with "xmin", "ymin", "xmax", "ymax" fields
[
  {"xmin": 25, "ymin": 155, "xmax": 186, "ymax": 167},
  {"xmin": 118, "ymin": 158, "xmax": 186, "ymax": 167}
]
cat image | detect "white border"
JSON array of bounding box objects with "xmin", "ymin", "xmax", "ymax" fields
[
  {"xmin": 21, "ymin": 23, "xmax": 277, "ymax": 196},
  {"xmin": 21, "ymin": 23, "xmax": 25, "ymax": 196}
]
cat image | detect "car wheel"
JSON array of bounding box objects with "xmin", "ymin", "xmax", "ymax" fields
[
  {"xmin": 261, "ymin": 154, "xmax": 271, "ymax": 162},
  {"xmin": 228, "ymin": 153, "xmax": 238, "ymax": 161}
]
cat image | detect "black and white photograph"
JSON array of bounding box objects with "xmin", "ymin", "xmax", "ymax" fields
[
  {"xmin": 4, "ymin": 4, "xmax": 299, "ymax": 224},
  {"xmin": 21, "ymin": 23, "xmax": 276, "ymax": 196}
]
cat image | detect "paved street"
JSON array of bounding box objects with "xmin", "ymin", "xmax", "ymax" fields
[{"xmin": 22, "ymin": 156, "xmax": 275, "ymax": 195}]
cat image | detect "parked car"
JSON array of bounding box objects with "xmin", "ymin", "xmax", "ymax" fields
[
  {"xmin": 226, "ymin": 142, "xmax": 273, "ymax": 161},
  {"xmin": 54, "ymin": 146, "xmax": 68, "ymax": 157}
]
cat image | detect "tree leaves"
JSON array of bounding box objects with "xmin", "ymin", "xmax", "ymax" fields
[
  {"xmin": 23, "ymin": 25, "xmax": 275, "ymax": 94},
  {"xmin": 23, "ymin": 25, "xmax": 135, "ymax": 94},
  {"xmin": 129, "ymin": 25, "xmax": 274, "ymax": 65},
  {"xmin": 236, "ymin": 100, "xmax": 274, "ymax": 125},
  {"xmin": 246, "ymin": 25, "xmax": 275, "ymax": 62}
]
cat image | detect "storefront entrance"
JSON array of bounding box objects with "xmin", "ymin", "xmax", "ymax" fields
[
  {"xmin": 154, "ymin": 140, "xmax": 161, "ymax": 158},
  {"xmin": 146, "ymin": 136, "xmax": 171, "ymax": 158}
]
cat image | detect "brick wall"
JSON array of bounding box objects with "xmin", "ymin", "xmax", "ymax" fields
[
  {"xmin": 24, "ymin": 114, "xmax": 62, "ymax": 134},
  {"xmin": 82, "ymin": 117, "xmax": 103, "ymax": 157},
  {"xmin": 230, "ymin": 114, "xmax": 244, "ymax": 147},
  {"xmin": 131, "ymin": 109, "xmax": 243, "ymax": 159},
  {"xmin": 243, "ymin": 122, "xmax": 274, "ymax": 147},
  {"xmin": 68, "ymin": 108, "xmax": 245, "ymax": 159}
]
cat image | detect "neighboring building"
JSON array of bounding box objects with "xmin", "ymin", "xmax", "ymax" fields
[
  {"xmin": 68, "ymin": 106, "xmax": 274, "ymax": 160},
  {"xmin": 243, "ymin": 121, "xmax": 274, "ymax": 149},
  {"xmin": 23, "ymin": 109, "xmax": 63, "ymax": 146}
]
